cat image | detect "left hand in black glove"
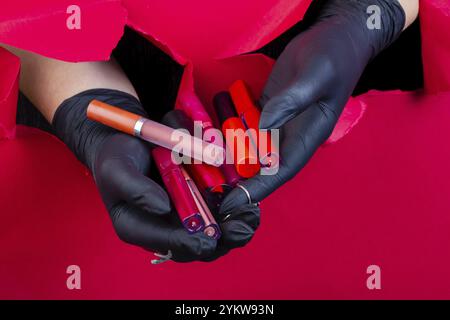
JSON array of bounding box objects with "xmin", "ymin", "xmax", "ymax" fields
[{"xmin": 222, "ymin": 0, "xmax": 406, "ymax": 210}]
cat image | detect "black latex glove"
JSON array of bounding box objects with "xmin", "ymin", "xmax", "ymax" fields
[
  {"xmin": 159, "ymin": 109, "xmax": 260, "ymax": 260},
  {"xmin": 52, "ymin": 89, "xmax": 221, "ymax": 262},
  {"xmin": 222, "ymin": 0, "xmax": 406, "ymax": 209},
  {"xmin": 202, "ymin": 203, "xmax": 260, "ymax": 261}
]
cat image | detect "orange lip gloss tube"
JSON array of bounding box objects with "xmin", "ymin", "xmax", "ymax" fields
[
  {"xmin": 229, "ymin": 80, "xmax": 279, "ymax": 169},
  {"xmin": 213, "ymin": 92, "xmax": 260, "ymax": 178},
  {"xmin": 152, "ymin": 147, "xmax": 204, "ymax": 233},
  {"xmin": 87, "ymin": 100, "xmax": 224, "ymax": 167}
]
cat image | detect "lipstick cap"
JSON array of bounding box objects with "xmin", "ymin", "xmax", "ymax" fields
[
  {"xmin": 87, "ymin": 100, "xmax": 141, "ymax": 135},
  {"xmin": 213, "ymin": 92, "xmax": 238, "ymax": 125}
]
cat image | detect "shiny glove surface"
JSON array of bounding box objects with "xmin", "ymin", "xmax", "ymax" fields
[{"xmin": 222, "ymin": 0, "xmax": 406, "ymax": 209}]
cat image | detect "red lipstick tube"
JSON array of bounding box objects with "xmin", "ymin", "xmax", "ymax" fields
[
  {"xmin": 229, "ymin": 80, "xmax": 279, "ymax": 169},
  {"xmin": 213, "ymin": 92, "xmax": 260, "ymax": 178},
  {"xmin": 151, "ymin": 147, "xmax": 204, "ymax": 233}
]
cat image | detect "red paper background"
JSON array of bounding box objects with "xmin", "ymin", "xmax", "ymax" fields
[{"xmin": 1, "ymin": 0, "xmax": 450, "ymax": 299}]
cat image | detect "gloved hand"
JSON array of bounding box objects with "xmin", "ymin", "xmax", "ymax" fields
[
  {"xmin": 52, "ymin": 88, "xmax": 222, "ymax": 262},
  {"xmin": 222, "ymin": 0, "xmax": 406, "ymax": 208},
  {"xmin": 51, "ymin": 88, "xmax": 259, "ymax": 262}
]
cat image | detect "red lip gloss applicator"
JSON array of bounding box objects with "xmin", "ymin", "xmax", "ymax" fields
[{"xmin": 152, "ymin": 147, "xmax": 204, "ymax": 233}]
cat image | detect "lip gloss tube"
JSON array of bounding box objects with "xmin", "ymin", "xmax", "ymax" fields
[
  {"xmin": 212, "ymin": 94, "xmax": 243, "ymax": 187},
  {"xmin": 87, "ymin": 100, "xmax": 224, "ymax": 167},
  {"xmin": 213, "ymin": 92, "xmax": 260, "ymax": 178},
  {"xmin": 229, "ymin": 80, "xmax": 279, "ymax": 169},
  {"xmin": 162, "ymin": 110, "xmax": 229, "ymax": 213},
  {"xmin": 151, "ymin": 147, "xmax": 204, "ymax": 233},
  {"xmin": 181, "ymin": 167, "xmax": 221, "ymax": 240}
]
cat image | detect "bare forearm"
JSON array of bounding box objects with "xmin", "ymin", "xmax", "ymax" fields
[
  {"xmin": 1, "ymin": 45, "xmax": 137, "ymax": 122},
  {"xmin": 398, "ymin": 0, "xmax": 419, "ymax": 29}
]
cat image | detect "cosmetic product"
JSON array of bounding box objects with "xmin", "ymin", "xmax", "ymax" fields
[
  {"xmin": 181, "ymin": 167, "xmax": 221, "ymax": 239},
  {"xmin": 87, "ymin": 99, "xmax": 224, "ymax": 167},
  {"xmin": 162, "ymin": 110, "xmax": 229, "ymax": 214},
  {"xmin": 151, "ymin": 147, "xmax": 204, "ymax": 233},
  {"xmin": 229, "ymin": 80, "xmax": 279, "ymax": 169},
  {"xmin": 213, "ymin": 92, "xmax": 260, "ymax": 178}
]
